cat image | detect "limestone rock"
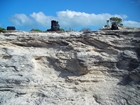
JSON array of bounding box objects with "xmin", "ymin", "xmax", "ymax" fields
[{"xmin": 0, "ymin": 29, "xmax": 140, "ymax": 105}]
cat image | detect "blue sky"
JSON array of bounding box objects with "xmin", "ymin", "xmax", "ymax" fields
[{"xmin": 0, "ymin": 0, "xmax": 140, "ymax": 31}]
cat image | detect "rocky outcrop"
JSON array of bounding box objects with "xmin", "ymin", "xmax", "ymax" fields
[
  {"xmin": 0, "ymin": 29, "xmax": 140, "ymax": 105},
  {"xmin": 47, "ymin": 20, "xmax": 60, "ymax": 31},
  {"xmin": 111, "ymin": 22, "xmax": 118, "ymax": 30},
  {"xmin": 7, "ymin": 26, "xmax": 16, "ymax": 30}
]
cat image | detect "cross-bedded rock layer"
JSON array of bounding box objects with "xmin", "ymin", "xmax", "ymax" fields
[{"xmin": 0, "ymin": 29, "xmax": 140, "ymax": 105}]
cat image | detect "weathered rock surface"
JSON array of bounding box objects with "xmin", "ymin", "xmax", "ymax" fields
[{"xmin": 0, "ymin": 29, "xmax": 140, "ymax": 105}]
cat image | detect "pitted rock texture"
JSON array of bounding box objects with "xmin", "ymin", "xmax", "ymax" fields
[{"xmin": 0, "ymin": 29, "xmax": 140, "ymax": 105}]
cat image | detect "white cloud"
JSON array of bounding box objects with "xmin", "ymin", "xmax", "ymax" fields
[
  {"xmin": 123, "ymin": 20, "xmax": 140, "ymax": 28},
  {"xmin": 10, "ymin": 14, "xmax": 32, "ymax": 26},
  {"xmin": 57, "ymin": 10, "xmax": 127, "ymax": 27},
  {"xmin": 30, "ymin": 12, "xmax": 54, "ymax": 26},
  {"xmin": 10, "ymin": 10, "xmax": 140, "ymax": 29}
]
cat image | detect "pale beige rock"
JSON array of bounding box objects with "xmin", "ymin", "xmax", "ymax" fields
[{"xmin": 0, "ymin": 30, "xmax": 140, "ymax": 105}]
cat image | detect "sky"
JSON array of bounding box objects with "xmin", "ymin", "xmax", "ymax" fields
[{"xmin": 0, "ymin": 0, "xmax": 140, "ymax": 31}]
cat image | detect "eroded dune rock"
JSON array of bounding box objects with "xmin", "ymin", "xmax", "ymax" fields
[{"xmin": 0, "ymin": 29, "xmax": 140, "ymax": 105}]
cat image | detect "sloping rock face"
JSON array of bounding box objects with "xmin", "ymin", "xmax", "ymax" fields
[{"xmin": 0, "ymin": 29, "xmax": 140, "ymax": 105}]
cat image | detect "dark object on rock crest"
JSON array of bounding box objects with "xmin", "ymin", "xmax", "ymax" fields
[
  {"xmin": 51, "ymin": 20, "xmax": 60, "ymax": 31},
  {"xmin": 111, "ymin": 22, "xmax": 118, "ymax": 30},
  {"xmin": 47, "ymin": 20, "xmax": 60, "ymax": 31},
  {"xmin": 7, "ymin": 26, "xmax": 16, "ymax": 30}
]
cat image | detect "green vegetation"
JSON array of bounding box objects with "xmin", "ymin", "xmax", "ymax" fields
[
  {"xmin": 30, "ymin": 29, "xmax": 42, "ymax": 32},
  {"xmin": 60, "ymin": 28, "xmax": 65, "ymax": 32},
  {"xmin": 119, "ymin": 23, "xmax": 123, "ymax": 27},
  {"xmin": 80, "ymin": 28, "xmax": 91, "ymax": 32},
  {"xmin": 104, "ymin": 25, "xmax": 109, "ymax": 27},
  {"xmin": 104, "ymin": 17, "xmax": 123, "ymax": 27},
  {"xmin": 110, "ymin": 17, "xmax": 122, "ymax": 25},
  {"xmin": 58, "ymin": 28, "xmax": 74, "ymax": 32},
  {"xmin": 0, "ymin": 27, "xmax": 5, "ymax": 33},
  {"xmin": 65, "ymin": 28, "xmax": 74, "ymax": 32}
]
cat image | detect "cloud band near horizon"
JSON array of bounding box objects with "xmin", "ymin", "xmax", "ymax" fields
[{"xmin": 9, "ymin": 10, "xmax": 140, "ymax": 29}]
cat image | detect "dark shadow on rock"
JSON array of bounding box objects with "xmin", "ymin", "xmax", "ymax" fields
[
  {"xmin": 117, "ymin": 74, "xmax": 132, "ymax": 85},
  {"xmin": 111, "ymin": 22, "xmax": 119, "ymax": 30},
  {"xmin": 134, "ymin": 32, "xmax": 140, "ymax": 38},
  {"xmin": 136, "ymin": 48, "xmax": 140, "ymax": 57},
  {"xmin": 46, "ymin": 57, "xmax": 84, "ymax": 78},
  {"xmin": 118, "ymin": 65, "xmax": 140, "ymax": 85}
]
